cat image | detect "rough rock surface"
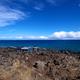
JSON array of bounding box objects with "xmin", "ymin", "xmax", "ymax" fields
[{"xmin": 0, "ymin": 48, "xmax": 80, "ymax": 80}]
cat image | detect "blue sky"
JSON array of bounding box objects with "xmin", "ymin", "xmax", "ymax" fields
[{"xmin": 0, "ymin": 0, "xmax": 80, "ymax": 39}]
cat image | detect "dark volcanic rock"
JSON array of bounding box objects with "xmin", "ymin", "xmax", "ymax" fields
[{"xmin": 0, "ymin": 47, "xmax": 79, "ymax": 80}]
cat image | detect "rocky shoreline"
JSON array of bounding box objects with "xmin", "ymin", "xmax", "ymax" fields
[{"xmin": 0, "ymin": 47, "xmax": 80, "ymax": 80}]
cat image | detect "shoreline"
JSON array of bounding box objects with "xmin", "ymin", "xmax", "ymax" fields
[
  {"xmin": 0, "ymin": 46, "xmax": 80, "ymax": 53},
  {"xmin": 0, "ymin": 40, "xmax": 80, "ymax": 52}
]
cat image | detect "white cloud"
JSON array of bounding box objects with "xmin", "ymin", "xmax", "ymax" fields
[
  {"xmin": 46, "ymin": 0, "xmax": 55, "ymax": 5},
  {"xmin": 0, "ymin": 35, "xmax": 48, "ymax": 40},
  {"xmin": 50, "ymin": 31, "xmax": 80, "ymax": 39},
  {"xmin": 34, "ymin": 3, "xmax": 44, "ymax": 11},
  {"xmin": 25, "ymin": 36, "xmax": 48, "ymax": 40},
  {"xmin": 34, "ymin": 6, "xmax": 43, "ymax": 11},
  {"xmin": 0, "ymin": 6, "xmax": 25, "ymax": 27},
  {"xmin": 0, "ymin": 31, "xmax": 80, "ymax": 40},
  {"xmin": 15, "ymin": 36, "xmax": 24, "ymax": 39},
  {"xmin": 39, "ymin": 36, "xmax": 48, "ymax": 39}
]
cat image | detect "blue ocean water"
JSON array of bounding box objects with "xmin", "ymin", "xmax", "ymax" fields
[{"xmin": 0, "ymin": 40, "xmax": 80, "ymax": 51}]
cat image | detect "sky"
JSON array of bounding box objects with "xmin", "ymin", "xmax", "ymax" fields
[{"xmin": 0, "ymin": 0, "xmax": 80, "ymax": 40}]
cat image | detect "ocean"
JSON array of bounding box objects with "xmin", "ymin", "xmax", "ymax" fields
[{"xmin": 0, "ymin": 40, "xmax": 80, "ymax": 52}]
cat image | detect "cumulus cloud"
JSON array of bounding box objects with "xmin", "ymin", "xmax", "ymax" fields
[
  {"xmin": 0, "ymin": 31, "xmax": 80, "ymax": 40},
  {"xmin": 0, "ymin": 6, "xmax": 25, "ymax": 27},
  {"xmin": 50, "ymin": 31, "xmax": 80, "ymax": 40}
]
